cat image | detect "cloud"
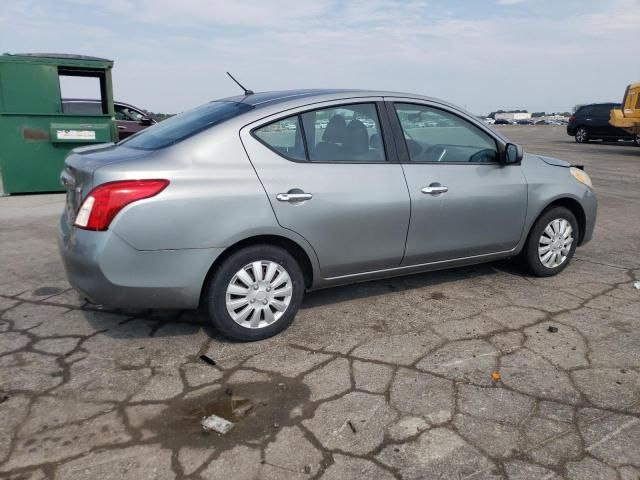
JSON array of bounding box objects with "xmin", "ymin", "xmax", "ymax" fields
[
  {"xmin": 67, "ymin": 0, "xmax": 335, "ymax": 27},
  {"xmin": 1, "ymin": 0, "xmax": 638, "ymax": 114},
  {"xmin": 495, "ymin": 0, "xmax": 527, "ymax": 4}
]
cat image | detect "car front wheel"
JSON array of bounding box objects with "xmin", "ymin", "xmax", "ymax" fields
[
  {"xmin": 522, "ymin": 207, "xmax": 579, "ymax": 277},
  {"xmin": 574, "ymin": 127, "xmax": 589, "ymax": 143},
  {"xmin": 203, "ymin": 245, "xmax": 304, "ymax": 341},
  {"xmin": 634, "ymin": 135, "xmax": 640, "ymax": 147}
]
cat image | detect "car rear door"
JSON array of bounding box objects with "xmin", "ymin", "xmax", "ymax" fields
[
  {"xmin": 386, "ymin": 99, "xmax": 527, "ymax": 265},
  {"xmin": 589, "ymin": 104, "xmax": 612, "ymax": 137},
  {"xmin": 240, "ymin": 99, "xmax": 411, "ymax": 278}
]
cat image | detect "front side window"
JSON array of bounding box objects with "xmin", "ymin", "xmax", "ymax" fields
[
  {"xmin": 122, "ymin": 101, "xmax": 254, "ymax": 150},
  {"xmin": 394, "ymin": 103, "xmax": 498, "ymax": 163},
  {"xmin": 302, "ymin": 103, "xmax": 385, "ymax": 162}
]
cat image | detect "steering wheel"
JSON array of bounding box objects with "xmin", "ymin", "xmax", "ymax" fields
[
  {"xmin": 425, "ymin": 144, "xmax": 448, "ymax": 162},
  {"xmin": 469, "ymin": 148, "xmax": 496, "ymax": 163}
]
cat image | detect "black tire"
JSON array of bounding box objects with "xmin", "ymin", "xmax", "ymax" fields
[
  {"xmin": 634, "ymin": 135, "xmax": 640, "ymax": 147},
  {"xmin": 574, "ymin": 127, "xmax": 589, "ymax": 143},
  {"xmin": 203, "ymin": 245, "xmax": 304, "ymax": 341},
  {"xmin": 521, "ymin": 207, "xmax": 579, "ymax": 277}
]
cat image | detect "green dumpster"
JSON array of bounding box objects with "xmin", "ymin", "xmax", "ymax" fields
[{"xmin": 0, "ymin": 53, "xmax": 117, "ymax": 194}]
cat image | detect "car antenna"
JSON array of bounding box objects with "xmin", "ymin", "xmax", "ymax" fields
[{"xmin": 226, "ymin": 72, "xmax": 254, "ymax": 96}]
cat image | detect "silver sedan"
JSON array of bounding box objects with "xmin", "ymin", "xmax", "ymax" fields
[{"xmin": 58, "ymin": 89, "xmax": 597, "ymax": 341}]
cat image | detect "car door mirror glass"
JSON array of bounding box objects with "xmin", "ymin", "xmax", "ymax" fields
[{"xmin": 504, "ymin": 143, "xmax": 523, "ymax": 164}]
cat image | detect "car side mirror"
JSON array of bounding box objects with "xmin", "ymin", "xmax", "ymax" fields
[
  {"xmin": 139, "ymin": 116, "xmax": 153, "ymax": 126},
  {"xmin": 504, "ymin": 143, "xmax": 523, "ymax": 164}
]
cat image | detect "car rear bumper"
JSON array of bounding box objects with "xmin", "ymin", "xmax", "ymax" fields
[
  {"xmin": 566, "ymin": 126, "xmax": 576, "ymax": 136},
  {"xmin": 58, "ymin": 216, "xmax": 223, "ymax": 309}
]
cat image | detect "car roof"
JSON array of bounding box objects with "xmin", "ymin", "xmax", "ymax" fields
[
  {"xmin": 218, "ymin": 88, "xmax": 460, "ymax": 111},
  {"xmin": 578, "ymin": 103, "xmax": 621, "ymax": 108},
  {"xmin": 63, "ymin": 98, "xmax": 142, "ymax": 109}
]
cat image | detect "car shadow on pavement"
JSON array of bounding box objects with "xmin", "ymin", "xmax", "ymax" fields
[
  {"xmin": 300, "ymin": 262, "xmax": 504, "ymax": 309},
  {"xmin": 78, "ymin": 260, "xmax": 517, "ymax": 340}
]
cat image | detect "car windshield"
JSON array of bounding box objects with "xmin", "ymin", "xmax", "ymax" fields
[{"xmin": 121, "ymin": 101, "xmax": 254, "ymax": 149}]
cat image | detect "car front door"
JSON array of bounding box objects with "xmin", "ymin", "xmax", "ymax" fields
[
  {"xmin": 241, "ymin": 100, "xmax": 410, "ymax": 278},
  {"xmin": 387, "ymin": 100, "xmax": 527, "ymax": 265}
]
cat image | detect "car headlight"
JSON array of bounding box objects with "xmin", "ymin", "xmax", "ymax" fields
[{"xmin": 570, "ymin": 167, "xmax": 592, "ymax": 189}]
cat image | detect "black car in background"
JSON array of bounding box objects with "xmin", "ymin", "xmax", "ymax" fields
[
  {"xmin": 62, "ymin": 99, "xmax": 156, "ymax": 140},
  {"xmin": 567, "ymin": 103, "xmax": 638, "ymax": 145}
]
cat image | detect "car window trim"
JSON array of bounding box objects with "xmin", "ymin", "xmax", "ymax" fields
[
  {"xmin": 384, "ymin": 99, "xmax": 504, "ymax": 165},
  {"xmin": 249, "ymin": 101, "xmax": 397, "ymax": 164}
]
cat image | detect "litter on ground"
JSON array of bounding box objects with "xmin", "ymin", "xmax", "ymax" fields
[{"xmin": 202, "ymin": 414, "xmax": 234, "ymax": 434}]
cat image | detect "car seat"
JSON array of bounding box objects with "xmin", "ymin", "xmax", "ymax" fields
[{"xmin": 314, "ymin": 115, "xmax": 347, "ymax": 160}]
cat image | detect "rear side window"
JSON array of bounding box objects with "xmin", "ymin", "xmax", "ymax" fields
[
  {"xmin": 253, "ymin": 103, "xmax": 386, "ymax": 163},
  {"xmin": 302, "ymin": 103, "xmax": 385, "ymax": 162},
  {"xmin": 122, "ymin": 101, "xmax": 254, "ymax": 149}
]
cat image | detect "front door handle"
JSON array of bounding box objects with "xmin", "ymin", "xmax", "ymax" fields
[
  {"xmin": 276, "ymin": 192, "xmax": 313, "ymax": 202},
  {"xmin": 421, "ymin": 184, "xmax": 448, "ymax": 195}
]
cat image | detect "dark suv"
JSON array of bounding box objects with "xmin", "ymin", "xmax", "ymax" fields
[
  {"xmin": 567, "ymin": 103, "xmax": 637, "ymax": 145},
  {"xmin": 62, "ymin": 99, "xmax": 156, "ymax": 140}
]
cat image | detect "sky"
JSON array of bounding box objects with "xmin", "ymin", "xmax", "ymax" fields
[{"xmin": 1, "ymin": 0, "xmax": 639, "ymax": 115}]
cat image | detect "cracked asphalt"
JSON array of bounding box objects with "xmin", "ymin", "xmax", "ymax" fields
[{"xmin": 1, "ymin": 126, "xmax": 639, "ymax": 479}]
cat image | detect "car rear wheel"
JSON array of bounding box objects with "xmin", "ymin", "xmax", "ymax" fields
[
  {"xmin": 203, "ymin": 245, "xmax": 304, "ymax": 341},
  {"xmin": 521, "ymin": 207, "xmax": 578, "ymax": 277},
  {"xmin": 574, "ymin": 127, "xmax": 589, "ymax": 143}
]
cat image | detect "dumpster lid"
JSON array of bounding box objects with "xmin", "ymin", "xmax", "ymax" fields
[
  {"xmin": 1, "ymin": 53, "xmax": 113, "ymax": 68},
  {"xmin": 8, "ymin": 53, "xmax": 112, "ymax": 62}
]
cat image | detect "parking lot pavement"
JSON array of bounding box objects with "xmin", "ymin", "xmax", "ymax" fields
[{"xmin": 1, "ymin": 126, "xmax": 639, "ymax": 479}]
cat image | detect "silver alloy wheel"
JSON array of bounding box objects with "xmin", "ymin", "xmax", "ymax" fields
[
  {"xmin": 538, "ymin": 218, "xmax": 574, "ymax": 269},
  {"xmin": 575, "ymin": 128, "xmax": 588, "ymax": 142},
  {"xmin": 225, "ymin": 260, "xmax": 293, "ymax": 329}
]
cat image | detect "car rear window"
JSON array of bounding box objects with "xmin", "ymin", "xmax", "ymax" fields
[{"xmin": 121, "ymin": 101, "xmax": 254, "ymax": 149}]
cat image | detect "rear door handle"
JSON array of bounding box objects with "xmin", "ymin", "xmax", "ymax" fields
[
  {"xmin": 276, "ymin": 193, "xmax": 313, "ymax": 202},
  {"xmin": 421, "ymin": 185, "xmax": 448, "ymax": 195}
]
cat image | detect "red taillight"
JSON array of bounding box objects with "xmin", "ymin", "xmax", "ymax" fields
[
  {"xmin": 74, "ymin": 179, "xmax": 169, "ymax": 231},
  {"xmin": 569, "ymin": 115, "xmax": 576, "ymax": 123}
]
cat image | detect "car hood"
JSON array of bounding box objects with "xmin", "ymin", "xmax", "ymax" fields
[{"xmin": 536, "ymin": 154, "xmax": 570, "ymax": 168}]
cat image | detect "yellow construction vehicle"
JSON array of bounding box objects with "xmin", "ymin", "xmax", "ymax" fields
[{"xmin": 610, "ymin": 82, "xmax": 640, "ymax": 146}]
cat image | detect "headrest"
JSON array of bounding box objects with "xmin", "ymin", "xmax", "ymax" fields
[
  {"xmin": 322, "ymin": 114, "xmax": 347, "ymax": 143},
  {"xmin": 345, "ymin": 119, "xmax": 369, "ymax": 154}
]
